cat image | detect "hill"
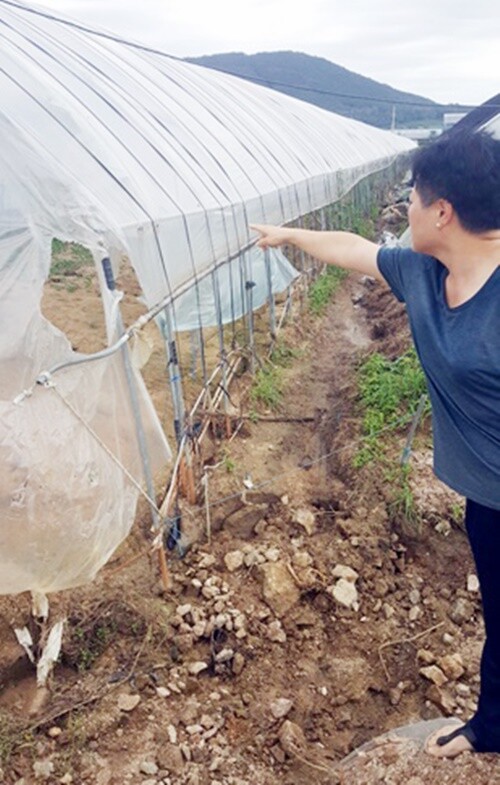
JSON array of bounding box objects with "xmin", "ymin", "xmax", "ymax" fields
[{"xmin": 185, "ymin": 51, "xmax": 468, "ymax": 129}]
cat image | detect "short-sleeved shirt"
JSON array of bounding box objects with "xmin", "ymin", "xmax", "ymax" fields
[{"xmin": 377, "ymin": 246, "xmax": 500, "ymax": 510}]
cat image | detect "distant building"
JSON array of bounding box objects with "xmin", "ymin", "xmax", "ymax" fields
[
  {"xmin": 443, "ymin": 112, "xmax": 468, "ymax": 130},
  {"xmin": 393, "ymin": 128, "xmax": 442, "ymax": 142}
]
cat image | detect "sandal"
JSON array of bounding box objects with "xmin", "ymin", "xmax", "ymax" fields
[
  {"xmin": 425, "ymin": 722, "xmax": 478, "ymax": 758},
  {"xmin": 436, "ymin": 723, "xmax": 478, "ymax": 751}
]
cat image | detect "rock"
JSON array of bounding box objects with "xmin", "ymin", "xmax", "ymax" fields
[
  {"xmin": 426, "ymin": 684, "xmax": 456, "ymax": 713},
  {"xmin": 417, "ymin": 648, "xmax": 435, "ymax": 665},
  {"xmin": 157, "ymin": 744, "xmax": 185, "ymax": 774},
  {"xmin": 382, "ymin": 603, "xmax": 395, "ymax": 619},
  {"xmin": 117, "ymin": 693, "xmax": 140, "ymax": 712},
  {"xmin": 373, "ymin": 578, "xmax": 390, "ymax": 598},
  {"xmin": 156, "ymin": 687, "xmax": 170, "ymax": 698},
  {"xmin": 243, "ymin": 550, "xmax": 259, "ymax": 568},
  {"xmin": 33, "ymin": 760, "xmax": 54, "ymax": 779},
  {"xmin": 332, "ymin": 565, "xmax": 359, "ymax": 582},
  {"xmin": 264, "ymin": 547, "xmax": 280, "ymax": 562},
  {"xmin": 198, "ymin": 553, "xmax": 216, "ymax": 568},
  {"xmin": 215, "ymin": 648, "xmax": 234, "ymax": 663},
  {"xmin": 261, "ymin": 562, "xmax": 300, "ymax": 617},
  {"xmin": 47, "ymin": 726, "xmax": 61, "ymax": 738},
  {"xmin": 449, "ymin": 597, "xmax": 474, "ymax": 625},
  {"xmin": 292, "ymin": 551, "xmax": 313, "ymax": 568},
  {"xmin": 328, "ymin": 657, "xmax": 370, "ymax": 701},
  {"xmin": 267, "ymin": 620, "xmax": 287, "ymax": 643},
  {"xmin": 175, "ymin": 633, "xmax": 195, "ymax": 653},
  {"xmin": 409, "ymin": 589, "xmax": 421, "ymax": 605},
  {"xmin": 328, "ymin": 579, "xmax": 358, "ymax": 609},
  {"xmin": 278, "ymin": 720, "xmax": 308, "ymax": 756},
  {"xmin": 467, "ymin": 574, "xmax": 480, "ymax": 593},
  {"xmin": 409, "ymin": 605, "xmax": 421, "ymax": 622},
  {"xmin": 224, "ymin": 506, "xmax": 268, "ymax": 539},
  {"xmin": 187, "ymin": 661, "xmax": 208, "ymax": 676},
  {"xmin": 232, "ymin": 653, "xmax": 245, "ymax": 675},
  {"xmin": 435, "ymin": 520, "xmax": 452, "ymax": 536},
  {"xmin": 186, "ymin": 724, "xmax": 203, "ymax": 736},
  {"xmin": 177, "ymin": 603, "xmax": 193, "ymax": 617},
  {"xmin": 139, "ymin": 761, "xmax": 159, "ymax": 776},
  {"xmin": 224, "ymin": 551, "xmax": 244, "ymax": 572},
  {"xmin": 270, "ymin": 698, "xmax": 293, "ymax": 719},
  {"xmin": 270, "ymin": 744, "xmax": 286, "ymax": 763},
  {"xmin": 167, "ymin": 724, "xmax": 178, "ymax": 744},
  {"xmin": 292, "ymin": 508, "xmax": 316, "ymax": 536},
  {"xmin": 438, "ymin": 653, "xmax": 465, "ymax": 680},
  {"xmin": 192, "ymin": 621, "xmax": 206, "ymax": 638},
  {"xmin": 419, "ymin": 665, "xmax": 448, "ymax": 687}
]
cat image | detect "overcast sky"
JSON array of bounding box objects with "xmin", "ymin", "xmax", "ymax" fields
[{"xmin": 39, "ymin": 0, "xmax": 499, "ymax": 106}]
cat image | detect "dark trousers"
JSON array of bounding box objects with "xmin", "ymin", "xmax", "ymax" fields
[{"xmin": 465, "ymin": 499, "xmax": 500, "ymax": 752}]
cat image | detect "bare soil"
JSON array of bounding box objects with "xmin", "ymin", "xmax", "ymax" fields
[{"xmin": 1, "ymin": 259, "xmax": 498, "ymax": 784}]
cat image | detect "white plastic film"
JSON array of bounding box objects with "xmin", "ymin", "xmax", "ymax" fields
[{"xmin": 0, "ymin": 0, "xmax": 418, "ymax": 596}]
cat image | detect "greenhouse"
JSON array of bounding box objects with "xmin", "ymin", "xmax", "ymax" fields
[{"xmin": 0, "ymin": 0, "xmax": 421, "ymax": 600}]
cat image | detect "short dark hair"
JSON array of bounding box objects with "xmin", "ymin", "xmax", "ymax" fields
[{"xmin": 411, "ymin": 130, "xmax": 500, "ymax": 233}]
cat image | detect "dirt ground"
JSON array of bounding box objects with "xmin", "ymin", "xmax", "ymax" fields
[{"xmin": 1, "ymin": 238, "xmax": 499, "ymax": 784}]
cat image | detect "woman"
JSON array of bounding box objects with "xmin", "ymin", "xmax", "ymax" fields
[{"xmin": 251, "ymin": 129, "xmax": 500, "ymax": 758}]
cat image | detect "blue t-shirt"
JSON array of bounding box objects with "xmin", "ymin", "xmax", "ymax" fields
[{"xmin": 377, "ymin": 246, "xmax": 500, "ymax": 510}]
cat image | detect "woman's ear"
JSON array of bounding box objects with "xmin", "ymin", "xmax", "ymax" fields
[{"xmin": 436, "ymin": 199, "xmax": 454, "ymax": 227}]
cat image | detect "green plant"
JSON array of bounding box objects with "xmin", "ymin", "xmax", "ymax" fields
[
  {"xmin": 308, "ymin": 266, "xmax": 348, "ymax": 316},
  {"xmin": 50, "ymin": 239, "xmax": 93, "ymax": 279},
  {"xmin": 450, "ymin": 502, "xmax": 465, "ymax": 526},
  {"xmin": 221, "ymin": 447, "xmax": 236, "ymax": 473},
  {"xmin": 354, "ymin": 348, "xmax": 429, "ymax": 466},
  {"xmin": 388, "ymin": 464, "xmax": 422, "ymax": 534},
  {"xmin": 270, "ymin": 340, "xmax": 301, "ymax": 368},
  {"xmin": 250, "ymin": 364, "xmax": 283, "ymax": 409}
]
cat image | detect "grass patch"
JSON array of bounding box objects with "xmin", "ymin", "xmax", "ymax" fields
[
  {"xmin": 353, "ymin": 348, "xmax": 429, "ymax": 467},
  {"xmin": 308, "ymin": 266, "xmax": 348, "ymax": 316},
  {"xmin": 250, "ymin": 364, "xmax": 284, "ymax": 410},
  {"xmin": 270, "ymin": 340, "xmax": 302, "ymax": 368},
  {"xmin": 50, "ymin": 239, "xmax": 93, "ymax": 279},
  {"xmin": 387, "ymin": 463, "xmax": 422, "ymax": 534}
]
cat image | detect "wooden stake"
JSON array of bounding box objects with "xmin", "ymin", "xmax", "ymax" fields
[{"xmin": 158, "ymin": 545, "xmax": 171, "ymax": 591}]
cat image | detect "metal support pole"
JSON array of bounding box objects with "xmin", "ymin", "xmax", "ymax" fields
[
  {"xmin": 101, "ymin": 257, "xmax": 158, "ymax": 528},
  {"xmin": 242, "ymin": 251, "xmax": 257, "ymax": 374},
  {"xmin": 161, "ymin": 304, "xmax": 185, "ymax": 447},
  {"xmin": 212, "ymin": 269, "xmax": 231, "ymax": 436},
  {"xmin": 264, "ymin": 248, "xmax": 276, "ymax": 341}
]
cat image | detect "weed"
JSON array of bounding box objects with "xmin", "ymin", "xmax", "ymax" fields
[
  {"xmin": 248, "ymin": 408, "xmax": 259, "ymax": 424},
  {"xmin": 308, "ymin": 266, "xmax": 348, "ymax": 316},
  {"xmin": 270, "ymin": 340, "xmax": 301, "ymax": 368},
  {"xmin": 50, "ymin": 239, "xmax": 93, "ymax": 280},
  {"xmin": 387, "ymin": 464, "xmax": 422, "ymax": 534},
  {"xmin": 221, "ymin": 448, "xmax": 236, "ymax": 473},
  {"xmin": 354, "ymin": 348, "xmax": 429, "ymax": 465},
  {"xmin": 450, "ymin": 501, "xmax": 465, "ymax": 526},
  {"xmin": 70, "ymin": 618, "xmax": 117, "ymax": 672},
  {"xmin": 250, "ymin": 365, "xmax": 283, "ymax": 410}
]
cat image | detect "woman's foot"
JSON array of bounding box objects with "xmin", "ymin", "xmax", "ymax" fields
[{"xmin": 425, "ymin": 723, "xmax": 477, "ymax": 758}]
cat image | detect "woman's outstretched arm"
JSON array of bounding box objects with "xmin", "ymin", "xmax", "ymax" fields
[{"xmin": 250, "ymin": 224, "xmax": 384, "ymax": 282}]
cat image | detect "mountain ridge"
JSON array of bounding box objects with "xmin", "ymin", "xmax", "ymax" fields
[{"xmin": 185, "ymin": 51, "xmax": 470, "ymax": 129}]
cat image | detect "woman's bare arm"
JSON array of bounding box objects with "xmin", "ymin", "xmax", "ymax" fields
[{"xmin": 250, "ymin": 224, "xmax": 384, "ymax": 282}]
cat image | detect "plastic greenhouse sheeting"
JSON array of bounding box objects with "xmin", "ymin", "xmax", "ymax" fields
[
  {"xmin": 171, "ymin": 247, "xmax": 298, "ymax": 332},
  {"xmin": 0, "ymin": 0, "xmax": 416, "ymax": 596}
]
